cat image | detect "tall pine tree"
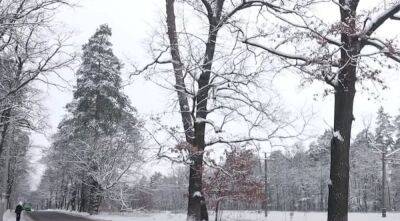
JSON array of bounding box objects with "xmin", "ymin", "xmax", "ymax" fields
[{"xmin": 50, "ymin": 24, "xmax": 142, "ymax": 214}]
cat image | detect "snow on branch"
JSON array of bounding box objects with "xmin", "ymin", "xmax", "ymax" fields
[
  {"xmin": 363, "ymin": 38, "xmax": 400, "ymax": 63},
  {"xmin": 243, "ymin": 39, "xmax": 339, "ymax": 67},
  {"xmin": 218, "ymin": 0, "xmax": 295, "ymax": 27},
  {"xmin": 243, "ymin": 39, "xmax": 311, "ymax": 63},
  {"xmin": 195, "ymin": 117, "xmax": 222, "ymax": 133},
  {"xmin": 362, "ymin": 3, "xmax": 400, "ymax": 37}
]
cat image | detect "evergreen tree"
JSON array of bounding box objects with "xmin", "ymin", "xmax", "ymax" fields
[
  {"xmin": 375, "ymin": 107, "xmax": 395, "ymax": 153},
  {"xmin": 375, "ymin": 107, "xmax": 395, "ymax": 215},
  {"xmin": 74, "ymin": 24, "xmax": 131, "ymax": 134},
  {"xmin": 46, "ymin": 24, "xmax": 142, "ymax": 214}
]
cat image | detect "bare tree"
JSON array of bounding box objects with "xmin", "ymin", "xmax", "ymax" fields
[
  {"xmin": 0, "ymin": 1, "xmax": 74, "ymax": 219},
  {"xmin": 0, "ymin": 0, "xmax": 75, "ymax": 157},
  {"xmin": 241, "ymin": 1, "xmax": 400, "ymax": 220},
  {"xmin": 138, "ymin": 1, "xmax": 308, "ymax": 220}
]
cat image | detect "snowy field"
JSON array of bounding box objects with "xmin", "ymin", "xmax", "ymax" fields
[
  {"xmin": 93, "ymin": 210, "xmax": 400, "ymax": 221},
  {"xmin": 2, "ymin": 210, "xmax": 30, "ymax": 221}
]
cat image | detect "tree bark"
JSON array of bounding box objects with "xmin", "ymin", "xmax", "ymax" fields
[
  {"xmin": 327, "ymin": 1, "xmax": 359, "ymax": 220},
  {"xmin": 187, "ymin": 153, "xmax": 207, "ymax": 220},
  {"xmin": 327, "ymin": 36, "xmax": 358, "ymax": 220},
  {"xmin": 328, "ymin": 81, "xmax": 355, "ymax": 221},
  {"xmin": 165, "ymin": 1, "xmax": 205, "ymax": 220},
  {"xmin": 165, "ymin": 0, "xmax": 194, "ymax": 144},
  {"xmin": 165, "ymin": 1, "xmax": 222, "ymax": 220},
  {"xmin": 188, "ymin": 1, "xmax": 221, "ymax": 219}
]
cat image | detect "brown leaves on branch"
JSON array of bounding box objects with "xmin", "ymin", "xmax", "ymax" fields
[{"xmin": 203, "ymin": 147, "xmax": 264, "ymax": 205}]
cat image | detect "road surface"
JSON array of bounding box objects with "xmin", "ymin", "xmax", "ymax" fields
[{"xmin": 25, "ymin": 211, "xmax": 101, "ymax": 221}]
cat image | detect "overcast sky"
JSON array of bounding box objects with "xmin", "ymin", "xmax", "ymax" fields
[{"xmin": 28, "ymin": 0, "xmax": 400, "ymax": 189}]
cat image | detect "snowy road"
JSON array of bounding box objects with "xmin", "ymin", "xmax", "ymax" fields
[{"xmin": 26, "ymin": 211, "xmax": 99, "ymax": 221}]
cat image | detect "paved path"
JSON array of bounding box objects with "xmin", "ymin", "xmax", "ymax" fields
[{"xmin": 26, "ymin": 211, "xmax": 100, "ymax": 221}]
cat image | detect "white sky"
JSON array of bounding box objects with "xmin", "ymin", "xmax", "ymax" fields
[{"xmin": 28, "ymin": 0, "xmax": 400, "ymax": 190}]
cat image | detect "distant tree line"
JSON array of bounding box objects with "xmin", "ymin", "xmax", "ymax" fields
[
  {"xmin": 31, "ymin": 106, "xmax": 400, "ymax": 214},
  {"xmin": 124, "ymin": 107, "xmax": 400, "ymax": 213},
  {"xmin": 265, "ymin": 107, "xmax": 400, "ymax": 213}
]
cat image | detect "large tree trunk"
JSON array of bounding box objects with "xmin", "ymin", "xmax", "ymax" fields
[
  {"xmin": 187, "ymin": 152, "xmax": 207, "ymax": 220},
  {"xmin": 327, "ymin": 64, "xmax": 356, "ymax": 221},
  {"xmin": 187, "ymin": 97, "xmax": 210, "ymax": 221},
  {"xmin": 165, "ymin": 0, "xmax": 194, "ymax": 144},
  {"xmin": 328, "ymin": 1, "xmax": 359, "ymax": 220},
  {"xmin": 165, "ymin": 1, "xmax": 222, "ymax": 220},
  {"xmin": 165, "ymin": 1, "xmax": 203, "ymax": 220},
  {"xmin": 187, "ymin": 3, "xmax": 220, "ymax": 219}
]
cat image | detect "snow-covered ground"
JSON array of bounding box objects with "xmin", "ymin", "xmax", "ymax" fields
[
  {"xmin": 2, "ymin": 210, "xmax": 31, "ymax": 221},
  {"xmin": 92, "ymin": 210, "xmax": 400, "ymax": 221},
  {"xmin": 2, "ymin": 210, "xmax": 13, "ymax": 221},
  {"xmin": 4, "ymin": 209, "xmax": 400, "ymax": 221}
]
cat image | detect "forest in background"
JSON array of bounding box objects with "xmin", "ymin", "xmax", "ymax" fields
[{"xmin": 30, "ymin": 107, "xmax": 400, "ymax": 214}]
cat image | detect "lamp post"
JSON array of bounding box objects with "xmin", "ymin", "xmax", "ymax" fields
[
  {"xmin": 264, "ymin": 152, "xmax": 268, "ymax": 217},
  {"xmin": 1, "ymin": 145, "xmax": 10, "ymax": 221}
]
